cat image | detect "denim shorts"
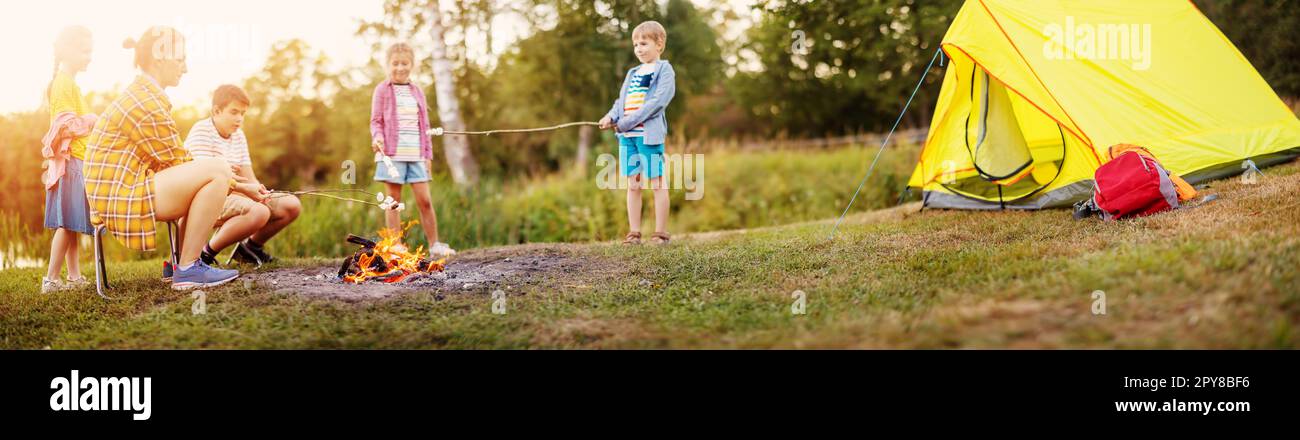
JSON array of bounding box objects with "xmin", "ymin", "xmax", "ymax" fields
[{"xmin": 374, "ymin": 159, "xmax": 431, "ymax": 184}]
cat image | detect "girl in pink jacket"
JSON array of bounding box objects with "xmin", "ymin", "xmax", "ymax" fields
[
  {"xmin": 40, "ymin": 26, "xmax": 97, "ymax": 294},
  {"xmin": 369, "ymin": 43, "xmax": 454, "ymax": 257}
]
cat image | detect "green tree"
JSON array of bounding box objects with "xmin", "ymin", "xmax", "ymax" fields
[
  {"xmin": 1194, "ymin": 0, "xmax": 1299, "ymax": 99},
  {"xmin": 357, "ymin": 0, "xmax": 495, "ymax": 184},
  {"xmin": 0, "ymin": 111, "xmax": 49, "ymax": 228},
  {"xmin": 730, "ymin": 0, "xmax": 961, "ymax": 137},
  {"xmin": 240, "ymin": 39, "xmax": 364, "ymax": 189},
  {"xmin": 492, "ymin": 0, "xmax": 723, "ymax": 171}
]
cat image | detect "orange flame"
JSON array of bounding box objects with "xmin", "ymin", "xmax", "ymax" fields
[{"xmin": 343, "ymin": 221, "xmax": 446, "ymax": 284}]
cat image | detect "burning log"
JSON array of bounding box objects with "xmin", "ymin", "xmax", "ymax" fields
[
  {"xmin": 347, "ymin": 234, "xmax": 377, "ymax": 248},
  {"xmin": 337, "ymin": 222, "xmax": 446, "ymax": 284}
]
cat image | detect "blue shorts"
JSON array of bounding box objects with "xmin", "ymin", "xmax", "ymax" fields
[
  {"xmin": 619, "ymin": 136, "xmax": 666, "ymax": 179},
  {"xmin": 374, "ymin": 159, "xmax": 431, "ymax": 184}
]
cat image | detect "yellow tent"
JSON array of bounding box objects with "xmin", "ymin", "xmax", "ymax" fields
[{"xmin": 908, "ymin": 0, "xmax": 1300, "ymax": 209}]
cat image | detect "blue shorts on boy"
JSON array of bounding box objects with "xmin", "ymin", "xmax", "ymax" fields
[{"xmin": 619, "ymin": 136, "xmax": 666, "ymax": 180}]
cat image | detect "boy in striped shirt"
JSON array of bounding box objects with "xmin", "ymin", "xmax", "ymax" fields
[
  {"xmin": 180, "ymin": 85, "xmax": 301, "ymax": 269},
  {"xmin": 599, "ymin": 21, "xmax": 677, "ymax": 245}
]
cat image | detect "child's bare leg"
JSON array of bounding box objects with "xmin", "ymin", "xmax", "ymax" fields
[
  {"xmin": 45, "ymin": 228, "xmax": 72, "ymax": 280},
  {"xmin": 251, "ymin": 194, "xmax": 301, "ymax": 244},
  {"xmin": 627, "ymin": 175, "xmax": 643, "ymax": 233},
  {"xmin": 65, "ymin": 233, "xmax": 82, "ymax": 280},
  {"xmin": 209, "ymin": 203, "xmax": 270, "ymax": 251},
  {"xmin": 384, "ymin": 182, "xmax": 403, "ymax": 232},
  {"xmin": 651, "ymin": 176, "xmax": 669, "ymax": 234},
  {"xmin": 410, "ymin": 181, "xmax": 439, "ymax": 244}
]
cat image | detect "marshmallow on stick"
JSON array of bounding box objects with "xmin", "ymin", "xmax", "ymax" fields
[{"xmin": 374, "ymin": 152, "xmax": 401, "ymax": 178}]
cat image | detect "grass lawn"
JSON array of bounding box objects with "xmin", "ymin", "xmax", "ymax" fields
[{"xmin": 2, "ymin": 161, "xmax": 1298, "ymax": 349}]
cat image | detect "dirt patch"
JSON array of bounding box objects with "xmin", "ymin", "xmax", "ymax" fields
[
  {"xmin": 242, "ymin": 245, "xmax": 596, "ymax": 301},
  {"xmin": 532, "ymin": 317, "xmax": 651, "ymax": 348}
]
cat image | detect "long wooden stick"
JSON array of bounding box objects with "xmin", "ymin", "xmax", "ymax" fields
[{"xmin": 429, "ymin": 121, "xmax": 601, "ymax": 137}]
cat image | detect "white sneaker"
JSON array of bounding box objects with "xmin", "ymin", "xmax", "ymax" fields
[
  {"xmin": 428, "ymin": 242, "xmax": 456, "ymax": 257},
  {"xmin": 41, "ymin": 277, "xmax": 68, "ymax": 294},
  {"xmin": 65, "ymin": 277, "xmax": 92, "ymax": 290}
]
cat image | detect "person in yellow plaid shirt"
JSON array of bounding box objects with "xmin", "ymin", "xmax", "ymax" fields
[{"xmin": 84, "ymin": 26, "xmax": 265, "ymax": 291}]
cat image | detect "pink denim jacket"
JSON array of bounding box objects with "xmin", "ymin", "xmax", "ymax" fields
[{"xmin": 369, "ymin": 80, "xmax": 433, "ymax": 160}]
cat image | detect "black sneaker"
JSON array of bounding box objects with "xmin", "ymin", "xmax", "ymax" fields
[
  {"xmin": 246, "ymin": 240, "xmax": 276, "ymax": 264},
  {"xmin": 230, "ymin": 240, "xmax": 274, "ymax": 266},
  {"xmin": 200, "ymin": 249, "xmax": 219, "ymax": 266}
]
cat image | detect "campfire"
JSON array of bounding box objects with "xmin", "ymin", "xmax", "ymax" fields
[{"xmin": 338, "ymin": 222, "xmax": 446, "ymax": 284}]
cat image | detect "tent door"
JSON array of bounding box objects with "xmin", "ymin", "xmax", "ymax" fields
[{"xmin": 967, "ymin": 68, "xmax": 1034, "ymax": 186}]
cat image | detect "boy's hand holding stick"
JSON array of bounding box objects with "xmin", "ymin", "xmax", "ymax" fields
[{"xmin": 233, "ymin": 182, "xmax": 270, "ymax": 202}]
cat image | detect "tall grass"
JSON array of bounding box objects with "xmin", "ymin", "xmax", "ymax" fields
[
  {"xmin": 2, "ymin": 141, "xmax": 923, "ymax": 262},
  {"xmin": 268, "ymin": 140, "xmax": 921, "ymax": 257}
]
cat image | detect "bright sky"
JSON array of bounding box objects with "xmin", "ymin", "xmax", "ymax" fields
[
  {"xmin": 0, "ymin": 0, "xmax": 386, "ymax": 114},
  {"xmin": 0, "ymin": 0, "xmax": 752, "ymax": 115}
]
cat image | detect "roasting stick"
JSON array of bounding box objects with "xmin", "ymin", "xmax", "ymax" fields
[
  {"xmin": 265, "ymin": 188, "xmax": 406, "ymax": 211},
  {"xmin": 427, "ymin": 121, "xmax": 601, "ymax": 137},
  {"xmin": 279, "ymin": 119, "xmax": 603, "ymax": 208}
]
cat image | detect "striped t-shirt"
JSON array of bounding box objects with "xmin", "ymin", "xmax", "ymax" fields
[
  {"xmin": 391, "ymin": 84, "xmax": 423, "ymax": 161},
  {"xmin": 183, "ymin": 118, "xmax": 252, "ymax": 166},
  {"xmin": 621, "ymin": 64, "xmax": 657, "ymax": 138}
]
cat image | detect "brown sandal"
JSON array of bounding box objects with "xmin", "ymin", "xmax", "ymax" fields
[
  {"xmin": 623, "ymin": 232, "xmax": 642, "ymax": 245},
  {"xmin": 649, "ymin": 232, "xmax": 671, "ymax": 245}
]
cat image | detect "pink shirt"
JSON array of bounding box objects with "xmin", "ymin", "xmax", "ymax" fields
[{"xmin": 370, "ymin": 80, "xmax": 433, "ymax": 160}]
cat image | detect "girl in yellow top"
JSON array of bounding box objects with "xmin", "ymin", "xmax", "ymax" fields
[{"xmin": 41, "ymin": 26, "xmax": 95, "ymax": 294}]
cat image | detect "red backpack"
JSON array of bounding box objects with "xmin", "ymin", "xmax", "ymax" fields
[{"xmin": 1092, "ymin": 151, "xmax": 1181, "ymax": 221}]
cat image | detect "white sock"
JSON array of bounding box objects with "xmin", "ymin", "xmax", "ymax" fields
[{"xmin": 178, "ymin": 261, "xmax": 196, "ymax": 271}]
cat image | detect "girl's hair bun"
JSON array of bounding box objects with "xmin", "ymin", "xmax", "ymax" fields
[{"xmin": 122, "ymin": 38, "xmax": 136, "ymax": 49}]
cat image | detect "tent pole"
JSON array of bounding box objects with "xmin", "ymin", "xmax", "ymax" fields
[{"xmin": 895, "ymin": 187, "xmax": 912, "ymax": 207}]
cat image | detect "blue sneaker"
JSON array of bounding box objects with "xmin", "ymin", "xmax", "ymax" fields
[
  {"xmin": 171, "ymin": 260, "xmax": 240, "ymax": 291},
  {"xmin": 162, "ymin": 260, "xmax": 174, "ymax": 283}
]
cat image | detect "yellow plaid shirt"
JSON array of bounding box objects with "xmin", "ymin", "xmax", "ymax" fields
[{"xmin": 84, "ymin": 76, "xmax": 193, "ymax": 252}]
